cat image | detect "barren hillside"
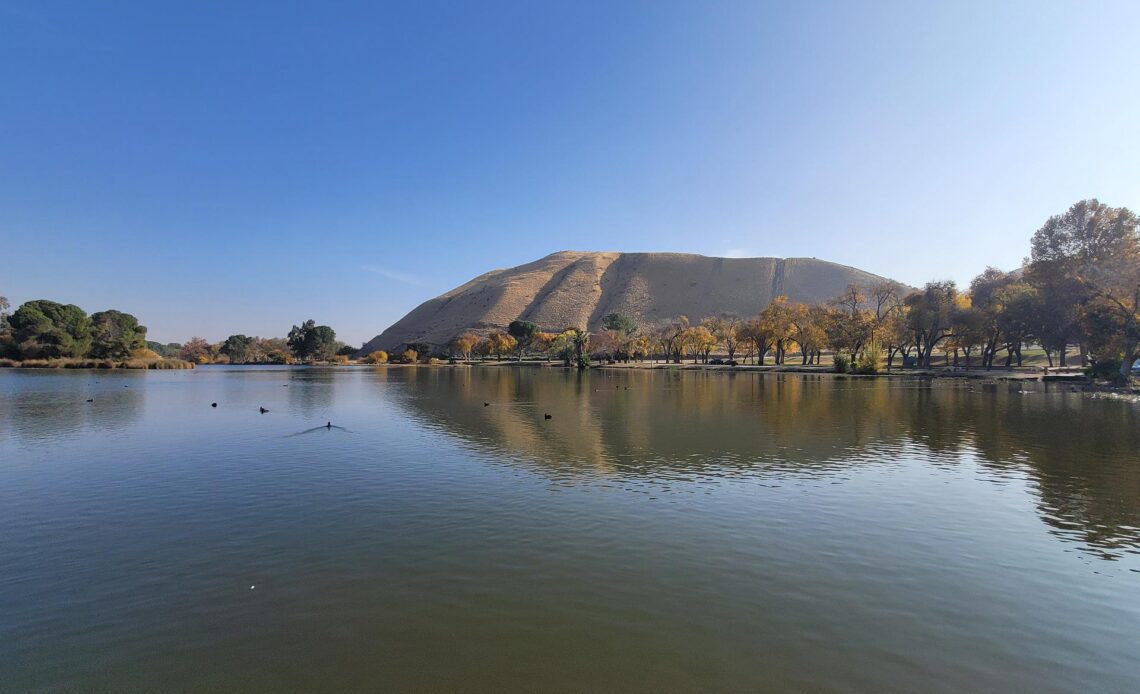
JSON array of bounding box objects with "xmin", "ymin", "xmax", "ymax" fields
[{"xmin": 361, "ymin": 251, "xmax": 896, "ymax": 353}]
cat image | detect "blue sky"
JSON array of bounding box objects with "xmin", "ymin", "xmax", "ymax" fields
[{"xmin": 2, "ymin": 1, "xmax": 1137, "ymax": 345}]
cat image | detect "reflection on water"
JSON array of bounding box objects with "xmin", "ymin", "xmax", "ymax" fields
[
  {"xmin": 1, "ymin": 366, "xmax": 1138, "ymax": 693},
  {"xmin": 390, "ymin": 368, "xmax": 1140, "ymax": 559},
  {"xmin": 0, "ymin": 370, "xmax": 146, "ymax": 442},
  {"xmin": 286, "ymin": 367, "xmax": 336, "ymax": 415}
]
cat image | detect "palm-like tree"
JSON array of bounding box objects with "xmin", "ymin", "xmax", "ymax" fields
[{"xmin": 566, "ymin": 328, "xmax": 590, "ymax": 368}]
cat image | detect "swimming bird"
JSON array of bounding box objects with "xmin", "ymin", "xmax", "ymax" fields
[
  {"xmin": 86, "ymin": 398, "xmax": 94, "ymax": 403},
  {"xmin": 544, "ymin": 413, "xmax": 552, "ymax": 420},
  {"xmin": 211, "ymin": 402, "xmax": 217, "ymax": 408},
  {"xmin": 259, "ymin": 407, "xmax": 269, "ymax": 414},
  {"xmin": 326, "ymin": 421, "xmax": 332, "ymax": 429},
  {"xmin": 484, "ymin": 402, "xmax": 490, "ymax": 407}
]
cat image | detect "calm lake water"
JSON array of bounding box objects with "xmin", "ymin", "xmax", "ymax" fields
[{"xmin": 1, "ymin": 366, "xmax": 1138, "ymax": 692}]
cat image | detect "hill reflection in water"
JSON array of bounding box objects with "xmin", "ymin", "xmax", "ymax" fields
[{"xmin": 383, "ymin": 367, "xmax": 1140, "ymax": 560}]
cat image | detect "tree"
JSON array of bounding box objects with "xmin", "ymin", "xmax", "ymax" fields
[
  {"xmin": 832, "ymin": 283, "xmax": 866, "ymax": 318},
  {"xmin": 630, "ymin": 334, "xmax": 652, "ymax": 361},
  {"xmin": 905, "ymin": 281, "xmax": 959, "ymax": 367},
  {"xmin": 1028, "ymin": 199, "xmax": 1140, "ymax": 381},
  {"xmin": 684, "ymin": 324, "xmax": 716, "ymax": 363},
  {"xmin": 994, "ymin": 282, "xmax": 1039, "ymax": 367},
  {"xmin": 947, "ymin": 303, "xmax": 987, "ymax": 367},
  {"xmin": 704, "ymin": 316, "xmax": 742, "ymax": 363},
  {"xmin": 0, "ymin": 296, "xmax": 10, "ymax": 357},
  {"xmin": 1081, "ymin": 297, "xmax": 1139, "ymax": 377},
  {"xmin": 473, "ymin": 337, "xmax": 492, "ymax": 361},
  {"xmin": 654, "ymin": 316, "xmax": 690, "ymax": 364},
  {"xmin": 599, "ymin": 314, "xmax": 638, "ymax": 362},
  {"xmin": 288, "ymin": 319, "xmax": 338, "ymax": 362},
  {"xmin": 450, "ymin": 333, "xmax": 479, "ymax": 360},
  {"xmin": 790, "ymin": 304, "xmax": 828, "ymax": 365},
  {"xmin": 9, "ymin": 300, "xmax": 93, "ymax": 359},
  {"xmin": 406, "ymin": 342, "xmax": 432, "ymax": 359},
  {"xmin": 589, "ymin": 329, "xmax": 623, "ymax": 361},
  {"xmin": 146, "ymin": 341, "xmax": 183, "ymax": 358},
  {"xmin": 868, "ymin": 281, "xmax": 905, "ymax": 343},
  {"xmin": 221, "ymin": 334, "xmax": 257, "ymax": 364},
  {"xmin": 88, "ymin": 310, "xmax": 147, "ymax": 360},
  {"xmin": 486, "ymin": 332, "xmax": 517, "ymax": 360},
  {"xmin": 532, "ymin": 331, "xmax": 558, "ymax": 360},
  {"xmin": 739, "ymin": 318, "xmax": 773, "ymax": 365},
  {"xmin": 508, "ymin": 320, "xmax": 539, "ymax": 360},
  {"xmin": 758, "ymin": 297, "xmax": 795, "ymax": 364},
  {"xmin": 828, "ymin": 286, "xmax": 874, "ymax": 362},
  {"xmin": 258, "ymin": 337, "xmax": 294, "ymax": 364},
  {"xmin": 180, "ymin": 336, "xmax": 212, "ymax": 363},
  {"xmin": 549, "ymin": 332, "xmax": 576, "ymax": 366},
  {"xmin": 569, "ymin": 328, "xmax": 591, "ymax": 369},
  {"xmin": 969, "ymin": 267, "xmax": 1014, "ymax": 368},
  {"xmin": 881, "ymin": 301, "xmax": 913, "ymax": 370},
  {"xmin": 1029, "ymin": 272, "xmax": 1083, "ymax": 367},
  {"xmin": 602, "ymin": 312, "xmax": 638, "ymax": 337}
]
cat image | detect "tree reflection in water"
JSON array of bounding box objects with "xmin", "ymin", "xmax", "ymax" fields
[{"xmin": 382, "ymin": 367, "xmax": 1140, "ymax": 560}]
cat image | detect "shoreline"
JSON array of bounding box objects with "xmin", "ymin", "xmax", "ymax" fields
[{"xmin": 6, "ymin": 358, "xmax": 1133, "ymax": 393}]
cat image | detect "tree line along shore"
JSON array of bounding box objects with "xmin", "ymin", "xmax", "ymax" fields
[
  {"xmin": 0, "ymin": 309, "xmax": 351, "ymax": 369},
  {"xmin": 371, "ymin": 199, "xmax": 1140, "ymax": 384},
  {"xmin": 3, "ymin": 199, "xmax": 1138, "ymax": 383}
]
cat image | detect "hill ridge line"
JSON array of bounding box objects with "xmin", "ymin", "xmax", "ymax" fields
[{"xmin": 360, "ymin": 251, "xmax": 898, "ymax": 353}]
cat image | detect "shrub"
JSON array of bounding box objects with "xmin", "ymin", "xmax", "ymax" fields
[
  {"xmin": 833, "ymin": 354, "xmax": 850, "ymax": 373},
  {"xmin": 1084, "ymin": 359, "xmax": 1123, "ymax": 381},
  {"xmin": 854, "ymin": 344, "xmax": 882, "ymax": 374},
  {"xmin": 131, "ymin": 347, "xmax": 161, "ymax": 360},
  {"xmin": 363, "ymin": 350, "xmax": 388, "ymax": 364}
]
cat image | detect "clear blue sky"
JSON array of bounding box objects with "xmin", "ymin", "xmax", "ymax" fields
[{"xmin": 2, "ymin": 1, "xmax": 1137, "ymax": 345}]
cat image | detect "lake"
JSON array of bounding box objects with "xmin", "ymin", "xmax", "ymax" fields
[{"xmin": 1, "ymin": 366, "xmax": 1138, "ymax": 692}]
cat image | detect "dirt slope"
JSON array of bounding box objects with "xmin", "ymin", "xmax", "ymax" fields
[{"xmin": 361, "ymin": 251, "xmax": 895, "ymax": 352}]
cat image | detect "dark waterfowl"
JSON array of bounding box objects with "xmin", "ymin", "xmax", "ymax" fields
[
  {"xmin": 544, "ymin": 413, "xmax": 552, "ymax": 420},
  {"xmin": 211, "ymin": 402, "xmax": 217, "ymax": 407},
  {"xmin": 259, "ymin": 407, "xmax": 269, "ymax": 414}
]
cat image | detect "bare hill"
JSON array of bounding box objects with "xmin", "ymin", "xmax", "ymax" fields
[{"xmin": 361, "ymin": 251, "xmax": 896, "ymax": 353}]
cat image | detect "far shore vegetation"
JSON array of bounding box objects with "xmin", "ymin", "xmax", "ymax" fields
[
  {"xmin": 0, "ymin": 303, "xmax": 351, "ymax": 370},
  {"xmin": 4, "ymin": 199, "xmax": 1139, "ymax": 385},
  {"xmin": 382, "ymin": 199, "xmax": 1140, "ymax": 386}
]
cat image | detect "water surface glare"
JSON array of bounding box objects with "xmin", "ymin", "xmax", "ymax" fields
[{"xmin": 1, "ymin": 366, "xmax": 1138, "ymax": 692}]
